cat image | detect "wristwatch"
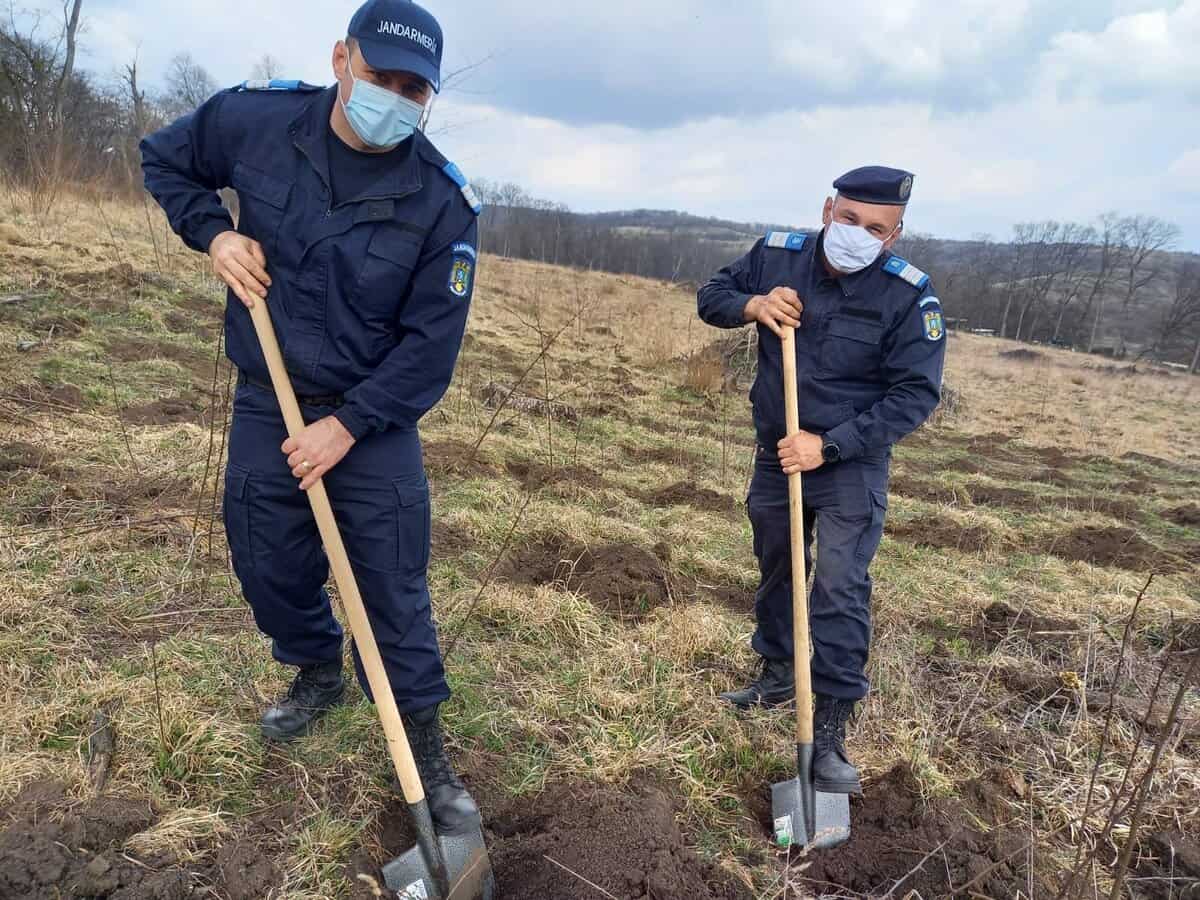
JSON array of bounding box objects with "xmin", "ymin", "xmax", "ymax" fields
[{"xmin": 821, "ymin": 437, "xmax": 841, "ymax": 463}]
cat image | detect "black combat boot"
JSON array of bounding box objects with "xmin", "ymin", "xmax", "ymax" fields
[
  {"xmin": 260, "ymin": 660, "xmax": 345, "ymax": 742},
  {"xmin": 402, "ymin": 704, "xmax": 481, "ymax": 835},
  {"xmin": 812, "ymin": 694, "xmax": 862, "ymax": 794},
  {"xmin": 719, "ymin": 656, "xmax": 795, "ymax": 709}
]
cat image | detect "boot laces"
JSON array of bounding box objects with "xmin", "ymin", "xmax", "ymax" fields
[
  {"xmin": 284, "ymin": 666, "xmax": 337, "ymax": 707},
  {"xmin": 815, "ymin": 700, "xmax": 852, "ymax": 753},
  {"xmin": 410, "ymin": 722, "xmax": 464, "ymax": 790}
]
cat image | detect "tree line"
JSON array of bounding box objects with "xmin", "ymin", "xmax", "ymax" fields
[{"xmin": 3, "ymin": 2, "xmax": 1197, "ymax": 370}]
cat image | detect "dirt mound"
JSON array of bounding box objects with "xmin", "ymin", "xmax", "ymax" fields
[
  {"xmin": 0, "ymin": 789, "xmax": 191, "ymax": 900},
  {"xmin": 889, "ymin": 475, "xmax": 957, "ymax": 504},
  {"xmin": 62, "ymin": 263, "xmax": 141, "ymax": 290},
  {"xmin": 1165, "ymin": 503, "xmax": 1200, "ymax": 527},
  {"xmin": 122, "ymin": 395, "xmax": 206, "ymax": 426},
  {"xmin": 966, "ymin": 482, "xmax": 1039, "ymax": 510},
  {"xmin": 3, "ymin": 381, "xmax": 84, "ymax": 412},
  {"xmin": 211, "ymin": 839, "xmax": 280, "ymax": 900},
  {"xmin": 1032, "ymin": 525, "xmax": 1186, "ymax": 572},
  {"xmin": 105, "ymin": 336, "xmax": 211, "ymax": 381},
  {"xmin": 1000, "ymin": 348, "xmax": 1043, "ymax": 361},
  {"xmin": 979, "ymin": 600, "xmax": 1080, "ymax": 649},
  {"xmin": 432, "ymin": 520, "xmax": 472, "ymax": 558},
  {"xmin": 502, "ymin": 535, "xmax": 673, "ymax": 617},
  {"xmin": 622, "ymin": 442, "xmax": 705, "ymax": 467},
  {"xmin": 641, "ymin": 482, "xmax": 738, "ymax": 515},
  {"xmin": 1122, "ymin": 451, "xmax": 1200, "ymax": 476},
  {"xmin": 1133, "ymin": 830, "xmax": 1200, "ymax": 899},
  {"xmin": 488, "ymin": 779, "xmax": 749, "ymax": 900},
  {"xmin": 798, "ymin": 764, "xmax": 1044, "ymax": 897},
  {"xmin": 888, "ymin": 516, "xmax": 995, "ymax": 553},
  {"xmin": 0, "ymin": 440, "xmax": 57, "ymax": 475},
  {"xmin": 505, "ymin": 458, "xmax": 604, "ymax": 492},
  {"xmin": 424, "ymin": 440, "xmax": 495, "ymax": 477}
]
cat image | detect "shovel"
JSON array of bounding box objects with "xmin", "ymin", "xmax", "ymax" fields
[
  {"xmin": 247, "ymin": 299, "xmax": 495, "ymax": 900},
  {"xmin": 769, "ymin": 325, "xmax": 851, "ymax": 852}
]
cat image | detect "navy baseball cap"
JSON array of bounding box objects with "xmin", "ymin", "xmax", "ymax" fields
[
  {"xmin": 348, "ymin": 0, "xmax": 443, "ymax": 92},
  {"xmin": 833, "ymin": 166, "xmax": 914, "ymax": 206}
]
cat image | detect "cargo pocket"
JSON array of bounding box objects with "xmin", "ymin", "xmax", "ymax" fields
[
  {"xmin": 222, "ymin": 464, "xmax": 253, "ymax": 568},
  {"xmin": 231, "ymin": 162, "xmax": 291, "ymax": 257},
  {"xmin": 855, "ymin": 489, "xmax": 888, "ymax": 563},
  {"xmin": 394, "ymin": 475, "xmax": 431, "ymax": 573}
]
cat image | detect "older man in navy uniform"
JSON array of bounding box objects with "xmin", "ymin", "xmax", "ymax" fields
[
  {"xmin": 141, "ymin": 0, "xmax": 482, "ymax": 833},
  {"xmin": 698, "ymin": 167, "xmax": 945, "ymax": 794}
]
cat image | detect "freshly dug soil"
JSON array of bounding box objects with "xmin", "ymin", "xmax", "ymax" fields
[
  {"xmin": 797, "ymin": 764, "xmax": 1047, "ymax": 897},
  {"xmin": 887, "ymin": 516, "xmax": 995, "ymax": 553},
  {"xmin": 1132, "ymin": 830, "xmax": 1200, "ymax": 899},
  {"xmin": 505, "ymin": 458, "xmax": 605, "ymax": 492},
  {"xmin": 978, "ymin": 600, "xmax": 1081, "ymax": 650},
  {"xmin": 2, "ymin": 381, "xmax": 85, "ymax": 412},
  {"xmin": 502, "ymin": 535, "xmax": 673, "ymax": 618},
  {"xmin": 0, "ymin": 440, "xmax": 57, "ymax": 475},
  {"xmin": 621, "ymin": 443, "xmax": 705, "ymax": 467},
  {"xmin": 641, "ymin": 481, "xmax": 739, "ymax": 515},
  {"xmin": 122, "ymin": 396, "xmax": 206, "ymax": 426},
  {"xmin": 424, "ymin": 439, "xmax": 496, "ymax": 477},
  {"xmin": 0, "ymin": 780, "xmax": 279, "ymax": 900},
  {"xmin": 999, "ymin": 348, "xmax": 1043, "ymax": 361},
  {"xmin": 1165, "ymin": 503, "xmax": 1200, "ymax": 527},
  {"xmin": 0, "ymin": 784, "xmax": 187, "ymax": 900},
  {"xmin": 487, "ymin": 779, "xmax": 750, "ymax": 900},
  {"xmin": 1031, "ymin": 525, "xmax": 1186, "ymax": 572}
]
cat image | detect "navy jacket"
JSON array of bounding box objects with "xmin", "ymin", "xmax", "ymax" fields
[
  {"xmin": 698, "ymin": 230, "xmax": 945, "ymax": 459},
  {"xmin": 141, "ymin": 81, "xmax": 480, "ymax": 440}
]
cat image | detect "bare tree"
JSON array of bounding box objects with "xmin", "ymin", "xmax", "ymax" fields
[
  {"xmin": 161, "ymin": 52, "xmax": 216, "ymax": 119},
  {"xmin": 1083, "ymin": 212, "xmax": 1128, "ymax": 352},
  {"xmin": 1150, "ymin": 259, "xmax": 1200, "ymax": 369},
  {"xmin": 1114, "ymin": 215, "xmax": 1180, "ymax": 354},
  {"xmin": 250, "ymin": 53, "xmax": 283, "ymax": 81}
]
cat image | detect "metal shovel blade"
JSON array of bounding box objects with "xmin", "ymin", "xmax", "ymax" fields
[
  {"xmin": 382, "ymin": 825, "xmax": 495, "ymax": 900},
  {"xmin": 770, "ymin": 778, "xmax": 851, "ymax": 851}
]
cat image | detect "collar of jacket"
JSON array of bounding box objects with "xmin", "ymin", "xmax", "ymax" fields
[
  {"xmin": 812, "ymin": 227, "xmax": 887, "ymax": 299},
  {"xmin": 287, "ymin": 86, "xmax": 423, "ymax": 205}
]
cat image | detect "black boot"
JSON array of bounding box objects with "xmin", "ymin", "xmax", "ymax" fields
[
  {"xmin": 402, "ymin": 704, "xmax": 481, "ymax": 835},
  {"xmin": 260, "ymin": 660, "xmax": 345, "ymax": 742},
  {"xmin": 812, "ymin": 694, "xmax": 862, "ymax": 794},
  {"xmin": 720, "ymin": 656, "xmax": 795, "ymax": 709}
]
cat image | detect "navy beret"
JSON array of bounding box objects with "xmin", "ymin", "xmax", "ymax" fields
[{"xmin": 833, "ymin": 166, "xmax": 914, "ymax": 206}]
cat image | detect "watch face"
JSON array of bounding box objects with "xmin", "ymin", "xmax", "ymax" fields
[{"xmin": 823, "ymin": 442, "xmax": 840, "ymax": 461}]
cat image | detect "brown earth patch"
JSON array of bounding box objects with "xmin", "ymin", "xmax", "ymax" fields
[
  {"xmin": 621, "ymin": 442, "xmax": 705, "ymax": 467},
  {"xmin": 889, "ymin": 475, "xmax": 960, "ymax": 504},
  {"xmin": 0, "ymin": 440, "xmax": 58, "ymax": 475},
  {"xmin": 62, "ymin": 263, "xmax": 141, "ymax": 290},
  {"xmin": 122, "ymin": 395, "xmax": 207, "ymax": 426},
  {"xmin": 0, "ymin": 790, "xmax": 195, "ymax": 900},
  {"xmin": 887, "ymin": 516, "xmax": 995, "ymax": 553},
  {"xmin": 978, "ymin": 600, "xmax": 1081, "ymax": 650},
  {"xmin": 504, "ymin": 458, "xmax": 605, "ymax": 492},
  {"xmin": 162, "ymin": 310, "xmax": 218, "ymax": 339},
  {"xmin": 1132, "ymin": 831, "xmax": 1200, "ymax": 899},
  {"xmin": 432, "ymin": 520, "xmax": 473, "ymax": 558},
  {"xmin": 640, "ymin": 482, "xmax": 739, "ymax": 515},
  {"xmin": 797, "ymin": 763, "xmax": 1047, "ymax": 897},
  {"xmin": 501, "ymin": 534, "xmax": 674, "ymax": 618},
  {"xmin": 423, "ymin": 440, "xmax": 496, "ymax": 478},
  {"xmin": 1030, "ymin": 525, "xmax": 1188, "ymax": 572},
  {"xmin": 486, "ymin": 779, "xmax": 750, "ymax": 900},
  {"xmin": 3, "ymin": 381, "xmax": 85, "ymax": 412},
  {"xmin": 1123, "ymin": 451, "xmax": 1200, "ymax": 477},
  {"xmin": 211, "ymin": 838, "xmax": 281, "ymax": 900},
  {"xmin": 1164, "ymin": 503, "xmax": 1200, "ymax": 527},
  {"xmin": 999, "ymin": 348, "xmax": 1043, "ymax": 361},
  {"xmin": 32, "ymin": 312, "xmax": 89, "ymax": 337},
  {"xmin": 105, "ymin": 335, "xmax": 211, "ymax": 380}
]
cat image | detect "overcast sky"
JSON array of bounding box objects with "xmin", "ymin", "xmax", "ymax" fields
[{"xmin": 21, "ymin": 0, "xmax": 1200, "ymax": 248}]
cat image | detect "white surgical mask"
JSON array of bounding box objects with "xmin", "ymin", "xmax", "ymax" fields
[
  {"xmin": 823, "ymin": 216, "xmax": 899, "ymax": 274},
  {"xmin": 340, "ymin": 57, "xmax": 425, "ymax": 150}
]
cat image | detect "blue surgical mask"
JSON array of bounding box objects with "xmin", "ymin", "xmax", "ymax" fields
[{"xmin": 339, "ymin": 58, "xmax": 425, "ymax": 149}]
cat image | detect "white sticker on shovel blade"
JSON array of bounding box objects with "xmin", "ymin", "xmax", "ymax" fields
[
  {"xmin": 398, "ymin": 880, "xmax": 429, "ymax": 899},
  {"xmin": 773, "ymin": 814, "xmax": 794, "ymax": 847}
]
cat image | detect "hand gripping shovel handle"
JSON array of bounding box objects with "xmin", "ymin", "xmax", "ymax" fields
[
  {"xmin": 780, "ymin": 326, "xmax": 817, "ymax": 839},
  {"xmin": 246, "ymin": 300, "xmax": 451, "ymax": 894}
]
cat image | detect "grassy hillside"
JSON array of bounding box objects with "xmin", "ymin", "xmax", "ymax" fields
[{"xmin": 0, "ymin": 187, "xmax": 1198, "ymax": 899}]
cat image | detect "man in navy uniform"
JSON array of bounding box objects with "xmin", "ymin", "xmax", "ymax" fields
[
  {"xmin": 141, "ymin": 0, "xmax": 482, "ymax": 833},
  {"xmin": 697, "ymin": 167, "xmax": 945, "ymax": 794}
]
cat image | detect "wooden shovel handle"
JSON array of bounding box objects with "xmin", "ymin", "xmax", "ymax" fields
[
  {"xmin": 246, "ymin": 299, "xmax": 426, "ymax": 804},
  {"xmin": 781, "ymin": 326, "xmax": 814, "ymax": 744}
]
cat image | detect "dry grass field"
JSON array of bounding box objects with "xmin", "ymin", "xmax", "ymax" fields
[{"xmin": 0, "ymin": 188, "xmax": 1197, "ymax": 899}]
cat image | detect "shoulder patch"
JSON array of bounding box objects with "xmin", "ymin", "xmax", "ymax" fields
[
  {"xmin": 883, "ymin": 255, "xmax": 930, "ymax": 289},
  {"xmin": 442, "ymin": 162, "xmax": 482, "ymax": 216},
  {"xmin": 922, "ymin": 307, "xmax": 945, "ymax": 341},
  {"xmin": 236, "ymin": 79, "xmax": 322, "ymax": 92},
  {"xmin": 764, "ymin": 231, "xmax": 807, "ymax": 252}
]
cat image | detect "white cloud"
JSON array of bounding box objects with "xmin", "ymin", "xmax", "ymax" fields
[{"xmin": 1167, "ymin": 148, "xmax": 1200, "ymax": 190}]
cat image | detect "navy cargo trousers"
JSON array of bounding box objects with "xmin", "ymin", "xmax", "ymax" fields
[
  {"xmin": 747, "ymin": 443, "xmax": 889, "ymax": 701},
  {"xmin": 223, "ymin": 381, "xmax": 450, "ymax": 713}
]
